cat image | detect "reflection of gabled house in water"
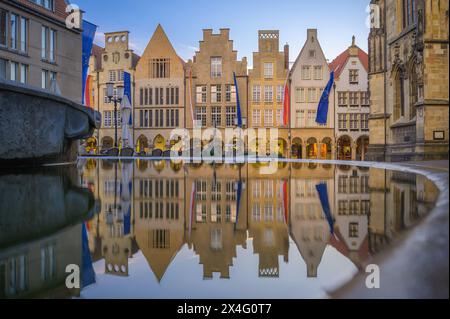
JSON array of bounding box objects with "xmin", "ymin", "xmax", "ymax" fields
[
  {"xmin": 185, "ymin": 164, "xmax": 248, "ymax": 279},
  {"xmin": 247, "ymin": 162, "xmax": 290, "ymax": 277},
  {"xmin": 368, "ymin": 168, "xmax": 439, "ymax": 254},
  {"xmin": 87, "ymin": 160, "xmax": 136, "ymax": 277},
  {"xmin": 0, "ymin": 225, "xmax": 82, "ymax": 299},
  {"xmin": 289, "ymin": 164, "xmax": 335, "ymax": 278},
  {"xmin": 332, "ymin": 166, "xmax": 371, "ymax": 268},
  {"xmin": 133, "ymin": 160, "xmax": 186, "ymax": 282}
]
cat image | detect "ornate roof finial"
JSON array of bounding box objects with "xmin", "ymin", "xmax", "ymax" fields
[{"xmin": 352, "ymin": 35, "xmax": 356, "ymax": 46}]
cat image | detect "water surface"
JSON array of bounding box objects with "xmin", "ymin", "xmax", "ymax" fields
[{"xmin": 0, "ymin": 159, "xmax": 439, "ymax": 299}]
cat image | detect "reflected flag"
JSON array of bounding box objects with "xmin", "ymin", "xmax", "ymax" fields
[
  {"xmin": 316, "ymin": 72, "xmax": 334, "ymax": 125},
  {"xmin": 82, "ymin": 223, "xmax": 96, "ymax": 288},
  {"xmin": 316, "ymin": 183, "xmax": 334, "ymax": 234},
  {"xmin": 234, "ymin": 180, "xmax": 243, "ymax": 231},
  {"xmin": 84, "ymin": 75, "xmax": 93, "ymax": 108},
  {"xmin": 188, "ymin": 181, "xmax": 196, "ymax": 240},
  {"xmin": 233, "ymin": 72, "xmax": 243, "ymax": 127}
]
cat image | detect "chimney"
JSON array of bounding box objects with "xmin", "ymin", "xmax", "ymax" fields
[
  {"xmin": 284, "ymin": 43, "xmax": 289, "ymax": 70},
  {"xmin": 307, "ymin": 29, "xmax": 318, "ymax": 42}
]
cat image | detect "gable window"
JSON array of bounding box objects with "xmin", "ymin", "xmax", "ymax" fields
[
  {"xmin": 264, "ymin": 85, "xmax": 273, "ymax": 103},
  {"xmin": 196, "ymin": 85, "xmax": 207, "ymax": 103},
  {"xmin": 338, "ymin": 92, "xmax": 348, "ymax": 107},
  {"xmin": 226, "ymin": 106, "xmax": 236, "ymax": 127},
  {"xmin": 264, "ymin": 62, "xmax": 273, "ymax": 78},
  {"xmin": 211, "ymin": 57, "xmax": 222, "ymax": 78},
  {"xmin": 276, "ymin": 85, "xmax": 284, "ymax": 103},
  {"xmin": 226, "ymin": 84, "xmax": 236, "ymax": 102},
  {"xmin": 302, "ymin": 66, "xmax": 311, "ymax": 80},
  {"xmin": 349, "ymin": 69, "xmax": 359, "ymax": 84},
  {"xmin": 150, "ymin": 58, "xmax": 170, "ymax": 78},
  {"xmin": 313, "ymin": 66, "xmax": 323, "ymax": 80},
  {"xmin": 296, "ymin": 87, "xmax": 305, "ymax": 103},
  {"xmin": 211, "ymin": 106, "xmax": 222, "ymax": 127},
  {"xmin": 211, "ymin": 85, "xmax": 222, "ymax": 103},
  {"xmin": 252, "ymin": 85, "xmax": 261, "ymax": 103}
]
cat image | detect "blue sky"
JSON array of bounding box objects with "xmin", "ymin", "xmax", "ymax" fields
[{"xmin": 76, "ymin": 0, "xmax": 370, "ymax": 66}]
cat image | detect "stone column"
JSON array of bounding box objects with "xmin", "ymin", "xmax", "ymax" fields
[{"xmin": 351, "ymin": 142, "xmax": 357, "ymax": 161}]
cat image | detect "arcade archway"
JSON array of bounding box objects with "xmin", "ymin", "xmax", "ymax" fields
[
  {"xmin": 337, "ymin": 135, "xmax": 352, "ymax": 160},
  {"xmin": 291, "ymin": 138, "xmax": 303, "ymax": 159},
  {"xmin": 306, "ymin": 138, "xmax": 318, "ymax": 159}
]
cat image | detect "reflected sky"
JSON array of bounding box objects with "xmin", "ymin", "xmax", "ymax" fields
[{"xmin": 0, "ymin": 160, "xmax": 439, "ymax": 299}]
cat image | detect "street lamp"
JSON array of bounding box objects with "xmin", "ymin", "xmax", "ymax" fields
[{"xmin": 106, "ymin": 82, "xmax": 125, "ymax": 148}]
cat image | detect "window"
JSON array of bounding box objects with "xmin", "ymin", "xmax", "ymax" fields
[
  {"xmin": 49, "ymin": 29, "xmax": 56, "ymax": 62},
  {"xmin": 10, "ymin": 61, "xmax": 18, "ymax": 82},
  {"xmin": 0, "ymin": 58, "xmax": 6, "ymax": 79},
  {"xmin": 10, "ymin": 14, "xmax": 18, "ymax": 50},
  {"xmin": 31, "ymin": 0, "xmax": 55, "ymax": 10},
  {"xmin": 349, "ymin": 69, "xmax": 359, "ymax": 84},
  {"xmin": 104, "ymin": 111, "xmax": 112, "ymax": 127},
  {"xmin": 264, "ymin": 110, "xmax": 273, "ymax": 127},
  {"xmin": 349, "ymin": 223, "xmax": 359, "ymax": 238},
  {"xmin": 20, "ymin": 64, "xmax": 28, "ymax": 84},
  {"xmin": 211, "ymin": 85, "xmax": 222, "ymax": 103},
  {"xmin": 264, "ymin": 85, "xmax": 273, "ymax": 102},
  {"xmin": 41, "ymin": 26, "xmax": 48, "ymax": 59},
  {"xmin": 394, "ymin": 71, "xmax": 405, "ymax": 120},
  {"xmin": 0, "ymin": 9, "xmax": 7, "ymax": 47},
  {"xmin": 338, "ymin": 92, "xmax": 348, "ymax": 106},
  {"xmin": 211, "ymin": 57, "xmax": 222, "ymax": 78},
  {"xmin": 302, "ymin": 66, "xmax": 311, "ymax": 80},
  {"xmin": 361, "ymin": 91, "xmax": 369, "ymax": 106},
  {"xmin": 296, "ymin": 87, "xmax": 305, "ymax": 103},
  {"xmin": 307, "ymin": 110, "xmax": 316, "ymax": 126},
  {"xmin": 195, "ymin": 106, "xmax": 207, "ymax": 127},
  {"xmin": 402, "ymin": 0, "xmax": 416, "ymax": 29},
  {"xmin": 276, "ymin": 85, "xmax": 284, "ymax": 103},
  {"xmin": 308, "ymin": 88, "xmax": 316, "ymax": 103},
  {"xmin": 338, "ymin": 201, "xmax": 348, "ymax": 215},
  {"xmin": 309, "ymin": 50, "xmax": 316, "ymax": 58},
  {"xmin": 108, "ymin": 70, "xmax": 116, "ymax": 82},
  {"xmin": 313, "ymin": 66, "xmax": 323, "ymax": 80},
  {"xmin": 40, "ymin": 245, "xmax": 55, "ymax": 281},
  {"xmin": 295, "ymin": 110, "xmax": 305, "ymax": 127},
  {"xmin": 361, "ymin": 113, "xmax": 369, "ymax": 131},
  {"xmin": 349, "ymin": 92, "xmax": 359, "ymax": 106},
  {"xmin": 20, "ymin": 17, "xmax": 27, "ymax": 52},
  {"xmin": 196, "ymin": 85, "xmax": 207, "ymax": 103},
  {"xmin": 338, "ymin": 176, "xmax": 348, "ymax": 193},
  {"xmin": 211, "ymin": 106, "xmax": 221, "ymax": 127},
  {"xmin": 350, "ymin": 113, "xmax": 359, "ymax": 131},
  {"xmin": 338, "ymin": 113, "xmax": 348, "ymax": 130},
  {"xmin": 252, "ymin": 109, "xmax": 261, "ymax": 126},
  {"xmin": 150, "ymin": 58, "xmax": 170, "ymax": 78},
  {"xmin": 276, "ymin": 109, "xmax": 283, "ymax": 126},
  {"xmin": 226, "ymin": 106, "xmax": 236, "ymax": 127},
  {"xmin": 153, "ymin": 230, "xmax": 169, "ymax": 249},
  {"xmin": 252, "ymin": 85, "xmax": 261, "ymax": 103},
  {"xmin": 225, "ymin": 84, "xmax": 236, "ymax": 102},
  {"xmin": 264, "ymin": 62, "xmax": 273, "ymax": 78}
]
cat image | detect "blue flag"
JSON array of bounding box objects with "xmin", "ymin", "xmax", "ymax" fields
[
  {"xmin": 81, "ymin": 20, "xmax": 97, "ymax": 104},
  {"xmin": 124, "ymin": 71, "xmax": 133, "ymax": 125},
  {"xmin": 316, "ymin": 183, "xmax": 334, "ymax": 234},
  {"xmin": 316, "ymin": 72, "xmax": 334, "ymax": 125},
  {"xmin": 233, "ymin": 72, "xmax": 243, "ymax": 127}
]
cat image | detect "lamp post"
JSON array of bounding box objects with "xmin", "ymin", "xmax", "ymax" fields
[{"xmin": 106, "ymin": 82, "xmax": 124, "ymax": 148}]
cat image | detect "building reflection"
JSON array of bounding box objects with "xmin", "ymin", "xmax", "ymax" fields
[{"xmin": 82, "ymin": 160, "xmax": 439, "ymax": 282}]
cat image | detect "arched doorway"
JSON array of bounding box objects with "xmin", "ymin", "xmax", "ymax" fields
[
  {"xmin": 306, "ymin": 138, "xmax": 318, "ymax": 159},
  {"xmin": 337, "ymin": 135, "xmax": 352, "ymax": 160},
  {"xmin": 321, "ymin": 137, "xmax": 332, "ymax": 160},
  {"xmin": 153, "ymin": 135, "xmax": 166, "ymax": 152},
  {"xmin": 101, "ymin": 136, "xmax": 114, "ymax": 150},
  {"xmin": 85, "ymin": 137, "xmax": 97, "ymax": 154},
  {"xmin": 356, "ymin": 136, "xmax": 369, "ymax": 161},
  {"xmin": 136, "ymin": 135, "xmax": 149, "ymax": 154},
  {"xmin": 291, "ymin": 138, "xmax": 303, "ymax": 159}
]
